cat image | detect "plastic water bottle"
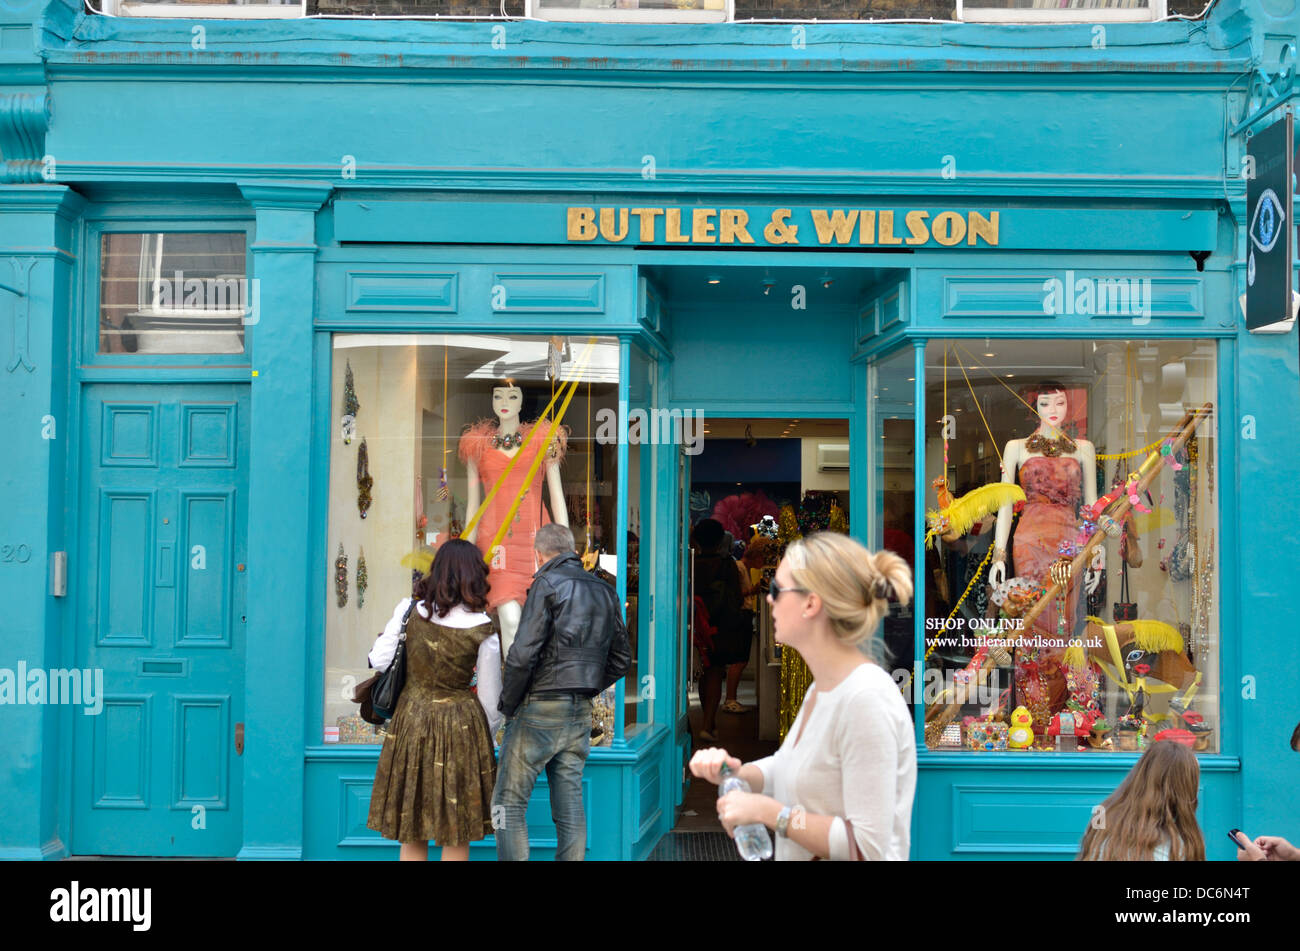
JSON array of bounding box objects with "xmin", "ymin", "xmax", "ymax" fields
[{"xmin": 718, "ymin": 763, "xmax": 773, "ymax": 861}]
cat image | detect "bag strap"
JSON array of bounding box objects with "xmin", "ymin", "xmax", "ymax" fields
[{"xmin": 398, "ymin": 598, "xmax": 417, "ymax": 642}]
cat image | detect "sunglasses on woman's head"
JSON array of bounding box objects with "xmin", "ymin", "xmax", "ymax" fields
[{"xmin": 769, "ymin": 579, "xmax": 809, "ymax": 600}]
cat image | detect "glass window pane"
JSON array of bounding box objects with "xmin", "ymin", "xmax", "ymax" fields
[
  {"xmin": 921, "ymin": 339, "xmax": 1218, "ymax": 755},
  {"xmin": 869, "ymin": 348, "xmax": 918, "ymax": 704},
  {"xmin": 98, "ymin": 232, "xmax": 248, "ymax": 355},
  {"xmin": 323, "ymin": 333, "xmax": 623, "ymax": 746}
]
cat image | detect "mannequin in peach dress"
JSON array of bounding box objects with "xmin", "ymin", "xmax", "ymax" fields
[
  {"xmin": 988, "ymin": 383, "xmax": 1104, "ymax": 736},
  {"xmin": 459, "ymin": 383, "xmax": 569, "ymax": 658}
]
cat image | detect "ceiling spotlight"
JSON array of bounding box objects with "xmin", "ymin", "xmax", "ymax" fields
[
  {"xmin": 762, "ymin": 279, "xmax": 775, "ymax": 296},
  {"xmin": 1005, "ymin": 373, "xmax": 1015, "ymax": 378},
  {"xmin": 821, "ymin": 271, "xmax": 834, "ymax": 289},
  {"xmin": 984, "ymin": 351, "xmax": 996, "ymax": 358},
  {"xmin": 707, "ymin": 274, "xmax": 721, "ymax": 285}
]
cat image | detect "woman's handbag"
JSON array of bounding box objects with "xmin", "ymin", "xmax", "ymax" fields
[{"xmin": 353, "ymin": 599, "xmax": 417, "ymax": 724}]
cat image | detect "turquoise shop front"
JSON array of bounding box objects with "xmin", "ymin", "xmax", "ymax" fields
[{"xmin": 3, "ymin": 1, "xmax": 1298, "ymax": 861}]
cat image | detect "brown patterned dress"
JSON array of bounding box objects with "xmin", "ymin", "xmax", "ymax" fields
[{"xmin": 367, "ymin": 608, "xmax": 498, "ymax": 846}]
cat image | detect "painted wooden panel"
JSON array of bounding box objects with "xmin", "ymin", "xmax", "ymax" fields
[
  {"xmin": 98, "ymin": 491, "xmax": 153, "ymax": 646},
  {"xmin": 179, "ymin": 403, "xmax": 238, "ymax": 468},
  {"xmin": 951, "ymin": 782, "xmax": 1122, "ymax": 854},
  {"xmin": 337, "ymin": 777, "xmax": 383, "ymax": 848},
  {"xmin": 172, "ymin": 695, "xmax": 230, "ymax": 808},
  {"xmin": 92, "ymin": 696, "xmax": 151, "ymax": 809},
  {"xmin": 940, "ymin": 273, "xmax": 1205, "ymax": 320},
  {"xmin": 101, "ymin": 404, "xmax": 158, "ymax": 468},
  {"xmin": 489, "ymin": 272, "xmax": 605, "ymax": 313},
  {"xmin": 177, "ymin": 492, "xmax": 233, "ymax": 646},
  {"xmin": 345, "ymin": 271, "xmax": 458, "ymax": 313}
]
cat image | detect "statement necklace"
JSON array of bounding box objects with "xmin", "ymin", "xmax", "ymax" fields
[
  {"xmin": 491, "ymin": 428, "xmax": 524, "ymax": 450},
  {"xmin": 1025, "ymin": 432, "xmax": 1076, "ymax": 457}
]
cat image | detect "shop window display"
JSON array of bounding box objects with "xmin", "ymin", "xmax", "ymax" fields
[
  {"xmin": 920, "ymin": 339, "xmax": 1218, "ymax": 754},
  {"xmin": 324, "ymin": 334, "xmax": 623, "ymax": 746}
]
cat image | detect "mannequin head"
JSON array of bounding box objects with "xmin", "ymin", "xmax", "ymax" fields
[
  {"xmin": 1032, "ymin": 381, "xmax": 1069, "ymax": 435},
  {"xmin": 491, "ymin": 381, "xmax": 524, "ymax": 425}
]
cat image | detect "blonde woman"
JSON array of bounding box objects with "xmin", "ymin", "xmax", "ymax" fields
[{"xmin": 689, "ymin": 531, "xmax": 916, "ymax": 860}]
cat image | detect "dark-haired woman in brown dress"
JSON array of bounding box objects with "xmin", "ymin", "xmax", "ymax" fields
[{"xmin": 366, "ymin": 538, "xmax": 501, "ymax": 861}]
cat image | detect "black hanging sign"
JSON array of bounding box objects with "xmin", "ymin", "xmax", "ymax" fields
[{"xmin": 1246, "ymin": 112, "xmax": 1293, "ymax": 330}]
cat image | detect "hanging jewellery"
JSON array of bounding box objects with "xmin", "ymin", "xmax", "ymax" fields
[
  {"xmin": 357, "ymin": 438, "xmax": 374, "ymax": 519},
  {"xmin": 1050, "ymin": 558, "xmax": 1073, "ymax": 639}
]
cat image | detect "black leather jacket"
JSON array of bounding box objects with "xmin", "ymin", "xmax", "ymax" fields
[{"xmin": 499, "ymin": 551, "xmax": 632, "ymax": 718}]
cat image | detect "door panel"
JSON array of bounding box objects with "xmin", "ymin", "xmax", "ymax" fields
[{"xmin": 73, "ymin": 383, "xmax": 248, "ymax": 856}]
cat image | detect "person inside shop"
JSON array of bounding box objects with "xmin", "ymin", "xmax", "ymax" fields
[
  {"xmin": 691, "ymin": 518, "xmax": 748, "ymax": 740},
  {"xmin": 720, "ymin": 536, "xmax": 759, "ymax": 715},
  {"xmin": 1234, "ymin": 718, "xmax": 1300, "ymax": 861},
  {"xmin": 365, "ymin": 539, "xmax": 501, "ymax": 861},
  {"xmin": 492, "ymin": 523, "xmax": 631, "ymax": 861},
  {"xmin": 689, "ymin": 532, "xmax": 917, "ymax": 860},
  {"xmin": 1076, "ymin": 741, "xmax": 1205, "ymax": 861}
]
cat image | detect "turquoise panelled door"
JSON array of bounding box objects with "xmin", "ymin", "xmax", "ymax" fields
[{"xmin": 73, "ymin": 384, "xmax": 249, "ymax": 856}]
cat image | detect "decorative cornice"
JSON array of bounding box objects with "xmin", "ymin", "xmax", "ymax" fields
[
  {"xmin": 0, "ymin": 92, "xmax": 50, "ymax": 184},
  {"xmin": 237, "ymin": 181, "xmax": 334, "ymax": 210},
  {"xmin": 0, "ymin": 184, "xmax": 86, "ymax": 219}
]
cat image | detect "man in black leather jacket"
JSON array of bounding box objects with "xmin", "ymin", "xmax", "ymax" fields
[{"xmin": 492, "ymin": 523, "xmax": 631, "ymax": 860}]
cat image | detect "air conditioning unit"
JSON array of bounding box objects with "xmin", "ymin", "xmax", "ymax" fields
[{"xmin": 817, "ymin": 444, "xmax": 850, "ymax": 472}]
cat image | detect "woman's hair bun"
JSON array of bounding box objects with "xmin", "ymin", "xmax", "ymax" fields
[{"xmin": 870, "ymin": 576, "xmax": 892, "ymax": 601}]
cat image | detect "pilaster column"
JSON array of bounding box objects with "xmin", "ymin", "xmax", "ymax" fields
[
  {"xmin": 0, "ymin": 184, "xmax": 86, "ymax": 859},
  {"xmin": 236, "ymin": 181, "xmax": 332, "ymax": 860}
]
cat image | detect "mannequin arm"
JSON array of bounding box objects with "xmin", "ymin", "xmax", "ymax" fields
[
  {"xmin": 464, "ymin": 460, "xmax": 481, "ymax": 544},
  {"xmin": 1080, "ymin": 440, "xmax": 1098, "ymax": 508},
  {"xmin": 546, "ymin": 463, "xmax": 569, "ymax": 528},
  {"xmin": 990, "ymin": 440, "xmax": 1019, "ymax": 583}
]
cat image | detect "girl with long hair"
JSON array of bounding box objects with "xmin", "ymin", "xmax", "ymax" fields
[
  {"xmin": 366, "ymin": 538, "xmax": 502, "ymax": 861},
  {"xmin": 689, "ymin": 531, "xmax": 917, "ymax": 860},
  {"xmin": 1077, "ymin": 740, "xmax": 1206, "ymax": 861}
]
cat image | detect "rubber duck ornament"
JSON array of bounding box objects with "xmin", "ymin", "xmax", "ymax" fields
[{"xmin": 1007, "ymin": 706, "xmax": 1035, "ymax": 750}]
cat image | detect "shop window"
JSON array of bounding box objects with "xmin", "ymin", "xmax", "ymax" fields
[
  {"xmin": 957, "ymin": 0, "xmax": 1166, "ymax": 23},
  {"xmin": 869, "ymin": 348, "xmax": 917, "ymax": 697},
  {"xmin": 98, "ymin": 232, "xmax": 249, "ymax": 355},
  {"xmin": 323, "ymin": 333, "xmax": 624, "ymax": 746},
  {"xmin": 526, "ymin": 0, "xmax": 731, "ymax": 23},
  {"xmin": 920, "ymin": 339, "xmax": 1218, "ymax": 755},
  {"xmin": 100, "ymin": 0, "xmax": 305, "ymax": 18}
]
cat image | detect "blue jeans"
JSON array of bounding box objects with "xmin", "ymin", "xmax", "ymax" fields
[{"xmin": 492, "ymin": 694, "xmax": 592, "ymax": 861}]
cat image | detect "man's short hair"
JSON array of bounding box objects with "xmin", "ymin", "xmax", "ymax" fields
[{"xmin": 535, "ymin": 523, "xmax": 575, "ymax": 557}]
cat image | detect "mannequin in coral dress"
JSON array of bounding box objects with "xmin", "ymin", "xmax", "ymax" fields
[
  {"xmin": 988, "ymin": 383, "xmax": 1102, "ymax": 736},
  {"xmin": 459, "ymin": 383, "xmax": 569, "ymax": 658}
]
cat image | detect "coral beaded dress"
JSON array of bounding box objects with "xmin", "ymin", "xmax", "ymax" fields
[
  {"xmin": 458, "ymin": 420, "xmax": 567, "ymax": 610},
  {"xmin": 1012, "ymin": 454, "xmax": 1085, "ymax": 733}
]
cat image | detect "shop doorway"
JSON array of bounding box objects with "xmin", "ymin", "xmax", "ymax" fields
[
  {"xmin": 672, "ymin": 416, "xmax": 850, "ymax": 834},
  {"xmin": 71, "ymin": 383, "xmax": 249, "ymax": 856}
]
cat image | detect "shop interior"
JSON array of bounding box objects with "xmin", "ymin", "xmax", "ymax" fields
[{"xmin": 673, "ymin": 415, "xmax": 852, "ymax": 832}]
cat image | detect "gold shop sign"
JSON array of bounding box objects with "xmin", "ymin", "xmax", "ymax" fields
[{"xmin": 566, "ymin": 206, "xmax": 1000, "ymax": 247}]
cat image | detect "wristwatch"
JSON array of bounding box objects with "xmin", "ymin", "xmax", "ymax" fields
[{"xmin": 775, "ymin": 805, "xmax": 793, "ymax": 838}]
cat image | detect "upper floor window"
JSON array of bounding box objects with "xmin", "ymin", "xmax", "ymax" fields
[
  {"xmin": 957, "ymin": 0, "xmax": 1166, "ymax": 23},
  {"xmin": 527, "ymin": 0, "xmax": 731, "ymax": 23},
  {"xmin": 103, "ymin": 0, "xmax": 304, "ymax": 18},
  {"xmin": 98, "ymin": 232, "xmax": 249, "ymax": 355}
]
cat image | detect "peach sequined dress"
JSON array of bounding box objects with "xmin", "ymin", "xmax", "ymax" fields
[{"xmin": 458, "ymin": 420, "xmax": 567, "ymax": 610}]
